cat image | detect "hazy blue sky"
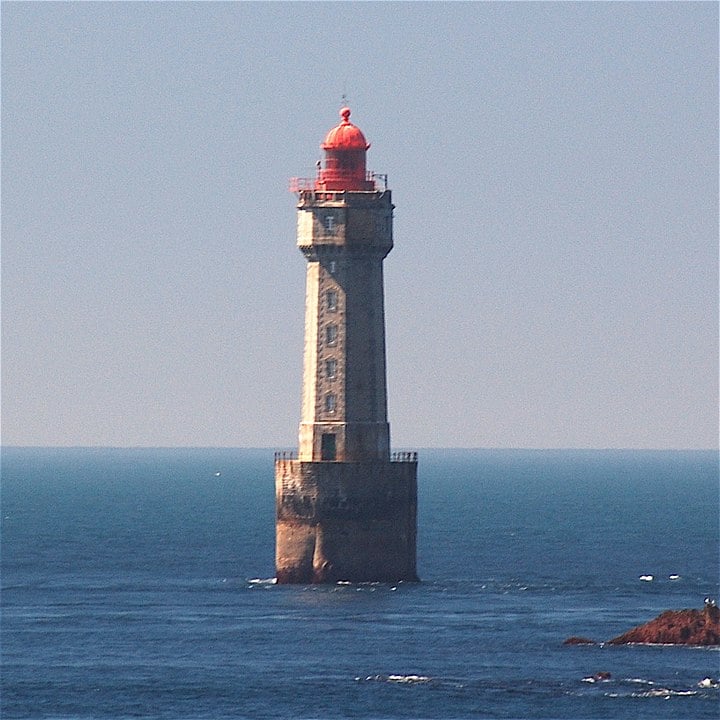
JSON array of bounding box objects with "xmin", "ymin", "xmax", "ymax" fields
[{"xmin": 3, "ymin": 2, "xmax": 717, "ymax": 449}]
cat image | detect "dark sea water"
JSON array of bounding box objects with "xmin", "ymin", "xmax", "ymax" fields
[{"xmin": 1, "ymin": 447, "xmax": 718, "ymax": 720}]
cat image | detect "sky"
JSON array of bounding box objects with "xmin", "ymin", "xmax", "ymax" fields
[{"xmin": 2, "ymin": 1, "xmax": 717, "ymax": 449}]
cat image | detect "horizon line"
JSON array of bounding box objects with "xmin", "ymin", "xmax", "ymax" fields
[{"xmin": 1, "ymin": 445, "xmax": 717, "ymax": 453}]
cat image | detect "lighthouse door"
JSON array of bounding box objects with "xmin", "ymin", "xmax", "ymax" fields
[{"xmin": 321, "ymin": 433, "xmax": 337, "ymax": 461}]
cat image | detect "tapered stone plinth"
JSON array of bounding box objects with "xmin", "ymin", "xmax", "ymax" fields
[{"xmin": 275, "ymin": 457, "xmax": 417, "ymax": 583}]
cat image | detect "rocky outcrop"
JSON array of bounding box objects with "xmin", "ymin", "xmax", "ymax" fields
[
  {"xmin": 608, "ymin": 602, "xmax": 720, "ymax": 646},
  {"xmin": 563, "ymin": 602, "xmax": 720, "ymax": 647},
  {"xmin": 563, "ymin": 636, "xmax": 597, "ymax": 645}
]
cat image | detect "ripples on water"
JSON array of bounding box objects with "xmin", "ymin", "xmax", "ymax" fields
[{"xmin": 2, "ymin": 448, "xmax": 718, "ymax": 719}]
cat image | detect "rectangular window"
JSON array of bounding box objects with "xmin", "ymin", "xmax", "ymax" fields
[
  {"xmin": 329, "ymin": 260, "xmax": 337, "ymax": 273},
  {"xmin": 321, "ymin": 433, "xmax": 336, "ymax": 461},
  {"xmin": 325, "ymin": 394, "xmax": 337, "ymax": 413},
  {"xmin": 324, "ymin": 214, "xmax": 335, "ymax": 232},
  {"xmin": 326, "ymin": 290, "xmax": 338, "ymax": 311},
  {"xmin": 326, "ymin": 324, "xmax": 337, "ymax": 345},
  {"xmin": 325, "ymin": 359, "xmax": 337, "ymax": 379}
]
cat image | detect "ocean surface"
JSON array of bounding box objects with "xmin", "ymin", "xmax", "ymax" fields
[{"xmin": 1, "ymin": 447, "xmax": 718, "ymax": 720}]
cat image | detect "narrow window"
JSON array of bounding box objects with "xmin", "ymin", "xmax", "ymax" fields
[
  {"xmin": 326, "ymin": 289, "xmax": 338, "ymax": 311},
  {"xmin": 324, "ymin": 214, "xmax": 335, "ymax": 232},
  {"xmin": 329, "ymin": 260, "xmax": 337, "ymax": 273},
  {"xmin": 321, "ymin": 433, "xmax": 337, "ymax": 461},
  {"xmin": 326, "ymin": 324, "xmax": 337, "ymax": 345},
  {"xmin": 325, "ymin": 394, "xmax": 337, "ymax": 413},
  {"xmin": 325, "ymin": 359, "xmax": 337, "ymax": 379}
]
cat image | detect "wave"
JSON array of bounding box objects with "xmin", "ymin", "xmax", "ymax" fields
[
  {"xmin": 624, "ymin": 678, "xmax": 655, "ymax": 685},
  {"xmin": 387, "ymin": 674, "xmax": 432, "ymax": 684},
  {"xmin": 698, "ymin": 677, "xmax": 720, "ymax": 689},
  {"xmin": 357, "ymin": 674, "xmax": 432, "ymax": 685},
  {"xmin": 595, "ymin": 676, "xmax": 717, "ymax": 700},
  {"xmin": 630, "ymin": 688, "xmax": 698, "ymax": 697}
]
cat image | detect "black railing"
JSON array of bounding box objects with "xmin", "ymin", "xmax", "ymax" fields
[
  {"xmin": 274, "ymin": 451, "xmax": 297, "ymax": 461},
  {"xmin": 391, "ymin": 451, "xmax": 418, "ymax": 463},
  {"xmin": 274, "ymin": 450, "xmax": 417, "ymax": 462},
  {"xmin": 289, "ymin": 172, "xmax": 388, "ymax": 194}
]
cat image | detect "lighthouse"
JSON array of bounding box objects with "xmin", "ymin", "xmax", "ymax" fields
[{"xmin": 274, "ymin": 107, "xmax": 418, "ymax": 584}]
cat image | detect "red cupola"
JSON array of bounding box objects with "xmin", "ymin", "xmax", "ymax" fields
[
  {"xmin": 316, "ymin": 107, "xmax": 374, "ymax": 191},
  {"xmin": 322, "ymin": 107, "xmax": 369, "ymax": 150}
]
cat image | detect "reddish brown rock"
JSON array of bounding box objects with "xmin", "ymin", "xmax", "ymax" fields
[
  {"xmin": 563, "ymin": 636, "xmax": 597, "ymax": 645},
  {"xmin": 581, "ymin": 671, "xmax": 612, "ymax": 683},
  {"xmin": 608, "ymin": 602, "xmax": 720, "ymax": 646}
]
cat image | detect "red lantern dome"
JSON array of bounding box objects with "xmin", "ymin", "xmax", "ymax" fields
[
  {"xmin": 316, "ymin": 107, "xmax": 374, "ymax": 191},
  {"xmin": 321, "ymin": 107, "xmax": 370, "ymax": 151}
]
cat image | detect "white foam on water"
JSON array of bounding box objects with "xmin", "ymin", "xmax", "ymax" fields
[
  {"xmin": 248, "ymin": 577, "xmax": 277, "ymax": 585},
  {"xmin": 632, "ymin": 688, "xmax": 697, "ymax": 698},
  {"xmin": 386, "ymin": 674, "xmax": 432, "ymax": 684},
  {"xmin": 359, "ymin": 674, "xmax": 432, "ymax": 685},
  {"xmin": 582, "ymin": 675, "xmax": 612, "ymax": 684}
]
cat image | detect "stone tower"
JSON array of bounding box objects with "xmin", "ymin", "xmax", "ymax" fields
[{"xmin": 274, "ymin": 107, "xmax": 418, "ymax": 584}]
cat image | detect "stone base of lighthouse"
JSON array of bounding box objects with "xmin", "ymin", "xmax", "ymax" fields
[{"xmin": 275, "ymin": 458, "xmax": 418, "ymax": 584}]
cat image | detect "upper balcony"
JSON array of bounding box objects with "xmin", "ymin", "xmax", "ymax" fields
[
  {"xmin": 289, "ymin": 172, "xmax": 388, "ymax": 199},
  {"xmin": 274, "ymin": 450, "xmax": 417, "ymax": 464}
]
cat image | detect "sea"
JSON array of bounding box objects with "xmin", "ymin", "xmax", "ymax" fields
[{"xmin": 1, "ymin": 447, "xmax": 718, "ymax": 720}]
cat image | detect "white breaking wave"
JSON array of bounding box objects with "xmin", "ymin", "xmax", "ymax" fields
[
  {"xmin": 601, "ymin": 677, "xmax": 711, "ymax": 699},
  {"xmin": 248, "ymin": 578, "xmax": 277, "ymax": 585},
  {"xmin": 387, "ymin": 674, "xmax": 432, "ymax": 684},
  {"xmin": 581, "ymin": 675, "xmax": 611, "ymax": 683},
  {"xmin": 632, "ymin": 688, "xmax": 697, "ymax": 698},
  {"xmin": 698, "ymin": 677, "xmax": 720, "ymax": 689},
  {"xmin": 358, "ymin": 674, "xmax": 432, "ymax": 685}
]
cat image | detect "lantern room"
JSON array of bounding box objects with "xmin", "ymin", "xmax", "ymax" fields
[{"xmin": 316, "ymin": 107, "xmax": 375, "ymax": 191}]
